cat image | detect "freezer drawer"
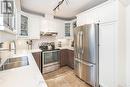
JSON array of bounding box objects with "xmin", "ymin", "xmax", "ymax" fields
[{"xmin": 74, "ymin": 59, "xmax": 96, "ymax": 86}]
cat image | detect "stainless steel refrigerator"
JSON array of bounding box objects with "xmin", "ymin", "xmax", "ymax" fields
[{"xmin": 74, "ymin": 24, "xmax": 99, "ymax": 87}]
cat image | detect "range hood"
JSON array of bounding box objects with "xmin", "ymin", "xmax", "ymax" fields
[
  {"xmin": 40, "ymin": 14, "xmax": 58, "ymax": 36},
  {"xmin": 40, "ymin": 32, "xmax": 58, "ymax": 36}
]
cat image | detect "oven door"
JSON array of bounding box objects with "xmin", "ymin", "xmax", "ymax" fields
[{"xmin": 42, "ymin": 50, "xmax": 60, "ymax": 67}]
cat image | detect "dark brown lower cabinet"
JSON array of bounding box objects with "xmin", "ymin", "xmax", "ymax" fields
[
  {"xmin": 32, "ymin": 52, "xmax": 42, "ymax": 72},
  {"xmin": 68, "ymin": 50, "xmax": 74, "ymax": 69},
  {"xmin": 60, "ymin": 49, "xmax": 68, "ymax": 67},
  {"xmin": 60, "ymin": 49, "xmax": 74, "ymax": 69}
]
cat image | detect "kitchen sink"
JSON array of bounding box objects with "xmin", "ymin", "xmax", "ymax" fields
[{"xmin": 0, "ymin": 56, "xmax": 29, "ymax": 71}]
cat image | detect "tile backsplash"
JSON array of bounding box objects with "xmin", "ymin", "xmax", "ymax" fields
[
  {"xmin": 32, "ymin": 36, "xmax": 57, "ymax": 49},
  {"xmin": 55, "ymin": 38, "xmax": 73, "ymax": 48},
  {"xmin": 32, "ymin": 36, "xmax": 73, "ymax": 49},
  {"xmin": 0, "ymin": 36, "xmax": 73, "ymax": 51},
  {"xmin": 15, "ymin": 39, "xmax": 28, "ymax": 50}
]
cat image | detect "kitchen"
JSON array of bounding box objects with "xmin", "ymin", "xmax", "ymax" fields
[{"xmin": 0, "ymin": 0, "xmax": 130, "ymax": 87}]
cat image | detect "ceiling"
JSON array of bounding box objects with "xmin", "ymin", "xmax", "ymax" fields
[{"xmin": 21, "ymin": 0, "xmax": 108, "ymax": 20}]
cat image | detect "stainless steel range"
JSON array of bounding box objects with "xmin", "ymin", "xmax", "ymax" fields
[{"xmin": 39, "ymin": 42, "xmax": 60, "ymax": 73}]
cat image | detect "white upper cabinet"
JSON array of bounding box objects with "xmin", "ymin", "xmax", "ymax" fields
[
  {"xmin": 0, "ymin": 0, "xmax": 16, "ymax": 34},
  {"xmin": 16, "ymin": 11, "xmax": 28, "ymax": 38},
  {"xmin": 14, "ymin": 0, "xmax": 21, "ymax": 11},
  {"xmin": 54, "ymin": 20, "xmax": 65, "ymax": 38},
  {"xmin": 0, "ymin": 0, "xmax": 17, "ymax": 42},
  {"xmin": 28, "ymin": 14, "xmax": 41, "ymax": 39},
  {"xmin": 77, "ymin": 1, "xmax": 117, "ymax": 26},
  {"xmin": 64, "ymin": 19, "xmax": 77, "ymax": 39},
  {"xmin": 17, "ymin": 11, "xmax": 40, "ymax": 39},
  {"xmin": 119, "ymin": 0, "xmax": 130, "ymax": 6}
]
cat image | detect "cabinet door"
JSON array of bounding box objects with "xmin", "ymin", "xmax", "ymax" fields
[
  {"xmin": 17, "ymin": 11, "xmax": 29, "ymax": 38},
  {"xmin": 15, "ymin": 0, "xmax": 21, "ymax": 11},
  {"xmin": 65, "ymin": 23, "xmax": 71, "ymax": 37},
  {"xmin": 60, "ymin": 49, "xmax": 68, "ymax": 67},
  {"xmin": 32, "ymin": 52, "xmax": 42, "ymax": 72},
  {"xmin": 17, "ymin": 12, "xmax": 40, "ymax": 39},
  {"xmin": 99, "ymin": 22, "xmax": 116, "ymax": 87},
  {"xmin": 28, "ymin": 15, "xmax": 40, "ymax": 39},
  {"xmin": 68, "ymin": 50, "xmax": 74, "ymax": 69},
  {"xmin": 77, "ymin": 1, "xmax": 117, "ymax": 26},
  {"xmin": 21, "ymin": 15, "xmax": 28, "ymax": 36}
]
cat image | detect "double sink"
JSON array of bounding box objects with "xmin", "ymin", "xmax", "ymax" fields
[{"xmin": 0, "ymin": 56, "xmax": 29, "ymax": 71}]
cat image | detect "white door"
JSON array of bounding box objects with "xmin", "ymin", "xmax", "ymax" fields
[{"xmin": 99, "ymin": 22, "xmax": 116, "ymax": 87}]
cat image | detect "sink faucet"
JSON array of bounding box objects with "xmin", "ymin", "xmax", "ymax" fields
[
  {"xmin": 0, "ymin": 41, "xmax": 16, "ymax": 54},
  {"xmin": 9, "ymin": 40, "xmax": 16, "ymax": 54}
]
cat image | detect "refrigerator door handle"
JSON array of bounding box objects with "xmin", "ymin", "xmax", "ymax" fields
[
  {"xmin": 77, "ymin": 32, "xmax": 80, "ymax": 58},
  {"xmin": 75, "ymin": 59, "xmax": 93, "ymax": 67},
  {"xmin": 81, "ymin": 32, "xmax": 84, "ymax": 56},
  {"xmin": 83, "ymin": 62, "xmax": 93, "ymax": 67},
  {"xmin": 79, "ymin": 31, "xmax": 84, "ymax": 58},
  {"xmin": 79, "ymin": 31, "xmax": 83, "ymax": 58}
]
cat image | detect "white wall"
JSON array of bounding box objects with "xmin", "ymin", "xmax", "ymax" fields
[
  {"xmin": 0, "ymin": 32, "xmax": 16, "ymax": 43},
  {"xmin": 126, "ymin": 5, "xmax": 130, "ymax": 87},
  {"xmin": 115, "ymin": 1, "xmax": 127, "ymax": 87},
  {"xmin": 15, "ymin": 39, "xmax": 28, "ymax": 50}
]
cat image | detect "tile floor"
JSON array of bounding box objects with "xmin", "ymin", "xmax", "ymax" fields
[{"xmin": 43, "ymin": 66, "xmax": 91, "ymax": 87}]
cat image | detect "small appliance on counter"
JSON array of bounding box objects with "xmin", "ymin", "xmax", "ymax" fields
[{"xmin": 47, "ymin": 43, "xmax": 52, "ymax": 50}]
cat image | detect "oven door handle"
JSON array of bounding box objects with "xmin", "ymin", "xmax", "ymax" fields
[{"xmin": 42, "ymin": 50, "xmax": 60, "ymax": 53}]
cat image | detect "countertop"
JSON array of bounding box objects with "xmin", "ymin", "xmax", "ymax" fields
[
  {"xmin": 56, "ymin": 46, "xmax": 74, "ymax": 51},
  {"xmin": 0, "ymin": 49, "xmax": 47, "ymax": 87}
]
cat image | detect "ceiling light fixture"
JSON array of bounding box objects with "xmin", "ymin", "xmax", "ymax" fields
[{"xmin": 53, "ymin": 0, "xmax": 69, "ymax": 12}]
